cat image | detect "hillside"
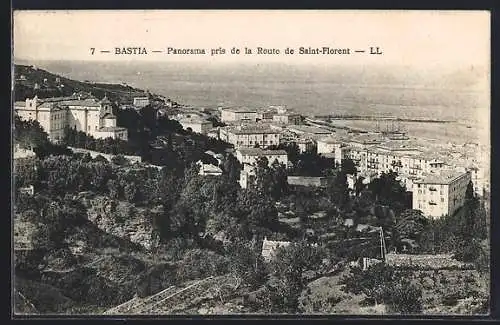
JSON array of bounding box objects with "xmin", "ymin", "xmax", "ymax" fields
[{"xmin": 13, "ymin": 64, "xmax": 149, "ymax": 104}]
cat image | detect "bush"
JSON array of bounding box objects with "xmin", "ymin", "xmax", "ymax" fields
[
  {"xmin": 383, "ymin": 279, "xmax": 423, "ymax": 314},
  {"xmin": 175, "ymin": 249, "xmax": 229, "ymax": 282}
]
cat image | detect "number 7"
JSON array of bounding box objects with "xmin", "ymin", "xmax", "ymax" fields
[{"xmin": 90, "ymin": 48, "xmax": 95, "ymax": 55}]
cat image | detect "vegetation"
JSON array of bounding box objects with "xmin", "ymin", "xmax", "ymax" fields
[{"xmin": 13, "ymin": 67, "xmax": 489, "ymax": 315}]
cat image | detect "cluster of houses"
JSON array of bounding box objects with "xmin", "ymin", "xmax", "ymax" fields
[
  {"xmin": 185, "ymin": 105, "xmax": 483, "ymax": 220},
  {"xmin": 14, "ymin": 90, "xmax": 486, "ymax": 220}
]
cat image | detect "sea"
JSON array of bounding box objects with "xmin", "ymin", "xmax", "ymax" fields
[{"xmin": 16, "ymin": 60, "xmax": 490, "ymax": 145}]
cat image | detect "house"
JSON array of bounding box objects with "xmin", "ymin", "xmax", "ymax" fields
[
  {"xmin": 13, "ymin": 145, "xmax": 37, "ymax": 175},
  {"xmin": 261, "ymin": 238, "xmax": 291, "ymax": 261},
  {"xmin": 178, "ymin": 116, "xmax": 213, "ymax": 134},
  {"xmin": 197, "ymin": 161, "xmax": 223, "ymax": 176}
]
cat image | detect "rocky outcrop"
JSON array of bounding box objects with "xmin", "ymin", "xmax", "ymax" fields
[{"xmin": 81, "ymin": 195, "xmax": 161, "ymax": 251}]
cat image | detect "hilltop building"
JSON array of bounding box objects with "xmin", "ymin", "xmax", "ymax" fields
[{"xmin": 14, "ymin": 94, "xmax": 128, "ymax": 143}]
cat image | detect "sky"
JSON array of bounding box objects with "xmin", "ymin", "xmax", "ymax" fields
[{"xmin": 13, "ymin": 10, "xmax": 490, "ymax": 68}]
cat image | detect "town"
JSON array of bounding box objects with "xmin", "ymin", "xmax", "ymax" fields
[{"xmin": 13, "ymin": 65, "xmax": 489, "ymax": 315}]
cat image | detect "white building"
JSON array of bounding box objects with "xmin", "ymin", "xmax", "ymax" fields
[
  {"xmin": 178, "ymin": 117, "xmax": 213, "ymax": 134},
  {"xmin": 220, "ymin": 125, "xmax": 281, "ymax": 149},
  {"xmin": 133, "ymin": 96, "xmax": 150, "ymax": 108},
  {"xmin": 15, "ymin": 94, "xmax": 128, "ymax": 143},
  {"xmin": 412, "ymin": 169, "xmax": 471, "ymax": 219},
  {"xmin": 197, "ymin": 161, "xmax": 223, "ymax": 176},
  {"xmin": 221, "ymin": 107, "xmax": 258, "ymax": 123},
  {"xmin": 13, "ymin": 145, "xmax": 37, "ymax": 173},
  {"xmin": 261, "ymin": 237, "xmax": 291, "ymax": 262},
  {"xmin": 235, "ymin": 148, "xmax": 288, "ymax": 167},
  {"xmin": 317, "ymin": 137, "xmax": 349, "ymax": 166},
  {"xmin": 239, "ymin": 164, "xmax": 256, "ymax": 189}
]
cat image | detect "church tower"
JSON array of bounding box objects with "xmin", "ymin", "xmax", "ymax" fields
[{"xmin": 99, "ymin": 94, "xmax": 117, "ymax": 128}]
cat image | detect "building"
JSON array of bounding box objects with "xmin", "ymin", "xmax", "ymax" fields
[
  {"xmin": 235, "ymin": 148, "xmax": 288, "ymax": 167},
  {"xmin": 261, "ymin": 237, "xmax": 291, "ymax": 262},
  {"xmin": 133, "ymin": 96, "xmax": 150, "ymax": 108},
  {"xmin": 256, "ymin": 109, "xmax": 275, "ymax": 121},
  {"xmin": 178, "ymin": 117, "xmax": 213, "ymax": 134},
  {"xmin": 288, "ymin": 125, "xmax": 333, "ymax": 138},
  {"xmin": 239, "ymin": 164, "xmax": 256, "ymax": 189},
  {"xmin": 13, "ymin": 145, "xmax": 37, "ymax": 173},
  {"xmin": 197, "ymin": 161, "xmax": 223, "ymax": 176},
  {"xmin": 221, "ymin": 107, "xmax": 258, "ymax": 123},
  {"xmin": 317, "ymin": 137, "xmax": 350, "ymax": 166},
  {"xmin": 294, "ymin": 138, "xmax": 316, "ymax": 153},
  {"xmin": 220, "ymin": 125, "xmax": 281, "ymax": 149},
  {"xmin": 287, "ymin": 176, "xmax": 332, "ymax": 188},
  {"xmin": 15, "ymin": 94, "xmax": 128, "ymax": 142},
  {"xmin": 272, "ymin": 113, "xmax": 302, "ymax": 125},
  {"xmin": 412, "ymin": 169, "xmax": 471, "ymax": 218}
]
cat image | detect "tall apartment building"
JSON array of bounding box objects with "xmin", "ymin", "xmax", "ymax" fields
[
  {"xmin": 14, "ymin": 94, "xmax": 128, "ymax": 143},
  {"xmin": 412, "ymin": 169, "xmax": 471, "ymax": 218}
]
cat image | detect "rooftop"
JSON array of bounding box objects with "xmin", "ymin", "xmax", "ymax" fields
[
  {"xmin": 224, "ymin": 107, "xmax": 257, "ymax": 113},
  {"xmin": 178, "ymin": 117, "xmax": 212, "ymax": 124},
  {"xmin": 230, "ymin": 126, "xmax": 280, "ymax": 135},
  {"xmin": 414, "ymin": 169, "xmax": 469, "ymax": 185},
  {"xmin": 349, "ymin": 133, "xmax": 384, "ymax": 144},
  {"xmin": 97, "ymin": 126, "xmax": 127, "ymax": 132},
  {"xmin": 238, "ymin": 148, "xmax": 288, "ymax": 156},
  {"xmin": 14, "ymin": 147, "xmax": 36, "ymax": 159},
  {"xmin": 288, "ymin": 125, "xmax": 332, "ymax": 135}
]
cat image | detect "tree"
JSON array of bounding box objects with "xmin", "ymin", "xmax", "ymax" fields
[
  {"xmin": 266, "ymin": 241, "xmax": 324, "ymax": 313},
  {"xmin": 329, "ymin": 169, "xmax": 349, "ymax": 209},
  {"xmin": 123, "ymin": 182, "xmax": 138, "ymax": 203},
  {"xmin": 354, "ymin": 176, "xmax": 366, "ymax": 197},
  {"xmin": 368, "ymin": 172, "xmax": 408, "ymax": 213},
  {"xmin": 341, "ymin": 262, "xmax": 395, "ymax": 306},
  {"xmin": 107, "ymin": 179, "xmax": 120, "ymax": 199},
  {"xmin": 226, "ymin": 241, "xmax": 267, "ymax": 290},
  {"xmin": 341, "ymin": 158, "xmax": 357, "ymax": 176}
]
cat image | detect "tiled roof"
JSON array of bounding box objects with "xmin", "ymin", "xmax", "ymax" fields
[{"xmin": 414, "ymin": 169, "xmax": 469, "ymax": 185}]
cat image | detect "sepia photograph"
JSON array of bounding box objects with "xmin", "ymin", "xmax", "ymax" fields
[{"xmin": 12, "ymin": 10, "xmax": 490, "ymax": 316}]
